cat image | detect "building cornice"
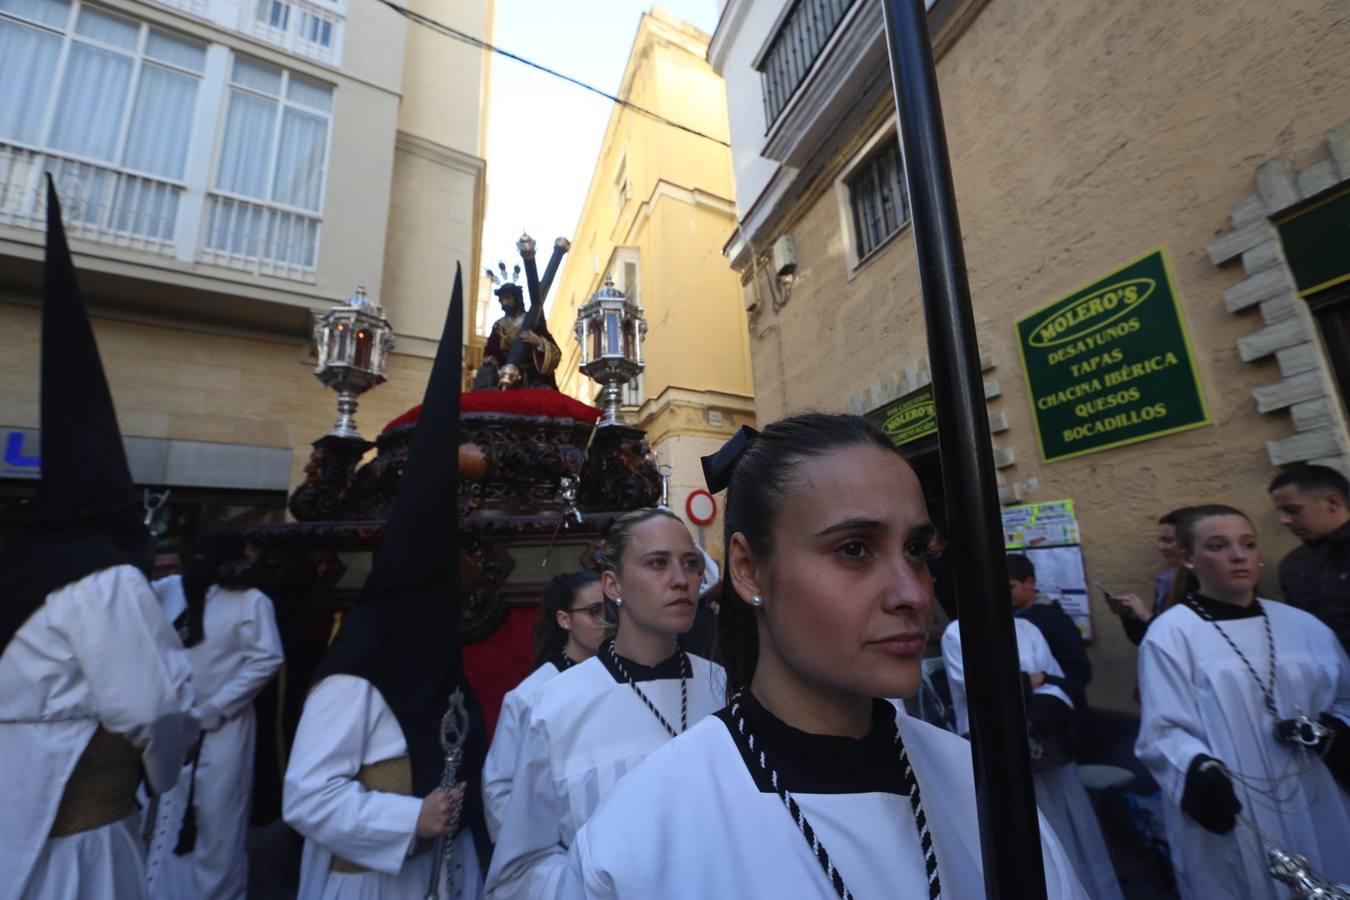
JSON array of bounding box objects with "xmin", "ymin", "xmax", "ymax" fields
[
  {"xmin": 393, "ymin": 131, "xmax": 486, "ymax": 177},
  {"xmin": 707, "ymin": 0, "xmax": 754, "ymax": 73},
  {"xmin": 622, "ymin": 179, "xmax": 737, "ymax": 245}
]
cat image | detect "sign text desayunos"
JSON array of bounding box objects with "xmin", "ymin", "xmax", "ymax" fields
[{"xmin": 1016, "ymin": 248, "xmax": 1209, "ymax": 463}]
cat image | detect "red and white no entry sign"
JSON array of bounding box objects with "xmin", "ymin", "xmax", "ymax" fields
[{"xmin": 686, "ymin": 489, "xmax": 717, "ymax": 526}]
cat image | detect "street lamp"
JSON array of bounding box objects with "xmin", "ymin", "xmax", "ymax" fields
[
  {"xmin": 312, "ymin": 284, "xmax": 395, "ymax": 440},
  {"xmin": 575, "ymin": 275, "xmax": 645, "ymax": 427}
]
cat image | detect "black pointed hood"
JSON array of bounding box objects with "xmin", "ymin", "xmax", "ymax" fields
[
  {"xmin": 311, "ymin": 266, "xmax": 487, "ymax": 830},
  {"xmin": 1, "ymin": 178, "xmax": 151, "ymax": 653}
]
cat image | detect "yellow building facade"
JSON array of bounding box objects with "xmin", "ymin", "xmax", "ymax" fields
[{"xmin": 547, "ymin": 8, "xmax": 755, "ymax": 554}]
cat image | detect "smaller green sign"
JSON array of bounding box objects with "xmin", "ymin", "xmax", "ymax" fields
[
  {"xmin": 866, "ymin": 386, "xmax": 937, "ymax": 448},
  {"xmin": 1016, "ymin": 248, "xmax": 1210, "ymax": 463},
  {"xmin": 1276, "ymin": 184, "xmax": 1350, "ymax": 297}
]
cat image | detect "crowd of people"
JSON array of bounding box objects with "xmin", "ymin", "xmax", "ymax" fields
[{"xmin": 3, "ymin": 187, "xmax": 1348, "ymax": 899}]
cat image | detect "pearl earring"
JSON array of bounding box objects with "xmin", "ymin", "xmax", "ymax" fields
[
  {"xmin": 751, "ymin": 595, "xmax": 763, "ymax": 607},
  {"xmin": 614, "ymin": 596, "xmax": 623, "ymax": 607}
]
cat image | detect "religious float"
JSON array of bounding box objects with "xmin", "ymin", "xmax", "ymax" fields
[{"xmin": 244, "ymin": 235, "xmax": 659, "ymax": 818}]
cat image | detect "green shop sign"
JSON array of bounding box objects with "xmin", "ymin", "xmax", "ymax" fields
[
  {"xmin": 866, "ymin": 386, "xmax": 937, "ymax": 448},
  {"xmin": 1016, "ymin": 248, "xmax": 1209, "ymax": 463}
]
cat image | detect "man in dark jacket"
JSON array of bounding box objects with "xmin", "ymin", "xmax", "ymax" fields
[
  {"xmin": 1008, "ymin": 554, "xmax": 1095, "ymax": 757},
  {"xmin": 1269, "ymin": 465, "xmax": 1350, "ymax": 653}
]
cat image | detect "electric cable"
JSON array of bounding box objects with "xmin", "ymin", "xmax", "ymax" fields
[{"xmin": 372, "ymin": 0, "xmax": 731, "ymax": 148}]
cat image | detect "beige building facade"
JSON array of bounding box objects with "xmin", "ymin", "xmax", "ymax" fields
[
  {"xmin": 0, "ymin": 0, "xmax": 493, "ymax": 532},
  {"xmin": 546, "ymin": 8, "xmax": 755, "ymax": 554},
  {"xmin": 711, "ymin": 0, "xmax": 1350, "ymax": 708}
]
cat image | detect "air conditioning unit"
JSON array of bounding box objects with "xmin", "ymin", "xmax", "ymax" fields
[{"xmin": 772, "ymin": 234, "xmax": 797, "ymax": 278}]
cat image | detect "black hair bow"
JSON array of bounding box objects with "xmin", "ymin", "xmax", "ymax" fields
[{"xmin": 701, "ymin": 425, "xmax": 760, "ymax": 494}]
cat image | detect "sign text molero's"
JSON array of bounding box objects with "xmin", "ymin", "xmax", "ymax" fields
[
  {"xmin": 1016, "ymin": 248, "xmax": 1209, "ymax": 463},
  {"xmin": 866, "ymin": 385, "xmax": 937, "ymax": 448}
]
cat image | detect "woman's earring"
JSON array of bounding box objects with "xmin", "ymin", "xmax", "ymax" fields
[
  {"xmin": 614, "ymin": 596, "xmax": 624, "ymax": 607},
  {"xmin": 751, "ymin": 595, "xmax": 763, "ymax": 607}
]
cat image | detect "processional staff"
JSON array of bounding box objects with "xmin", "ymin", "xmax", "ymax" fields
[{"xmin": 879, "ymin": 1, "xmax": 1047, "ymax": 896}]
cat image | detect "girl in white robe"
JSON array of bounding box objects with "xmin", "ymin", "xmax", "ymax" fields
[
  {"xmin": 145, "ymin": 561, "xmax": 285, "ymax": 900},
  {"xmin": 1135, "ymin": 504, "xmax": 1350, "ymax": 900},
  {"xmin": 485, "ymin": 508, "xmax": 725, "ymax": 900},
  {"xmin": 482, "ymin": 571, "xmax": 607, "ymax": 842},
  {"xmin": 943, "ymin": 617, "xmax": 1124, "ymax": 900},
  {"xmin": 559, "ymin": 416, "xmax": 1087, "ymax": 899},
  {"xmin": 0, "ymin": 565, "xmax": 197, "ymax": 900}
]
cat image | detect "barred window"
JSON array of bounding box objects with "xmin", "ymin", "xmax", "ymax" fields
[
  {"xmin": 846, "ymin": 138, "xmax": 908, "ymax": 259},
  {"xmin": 757, "ymin": 0, "xmax": 856, "ymax": 128}
]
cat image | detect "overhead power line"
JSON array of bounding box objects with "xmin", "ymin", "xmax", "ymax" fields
[{"xmin": 373, "ymin": 0, "xmax": 731, "ymax": 148}]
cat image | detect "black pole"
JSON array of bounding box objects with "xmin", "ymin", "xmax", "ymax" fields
[{"xmin": 879, "ymin": 2, "xmax": 1048, "ymax": 898}]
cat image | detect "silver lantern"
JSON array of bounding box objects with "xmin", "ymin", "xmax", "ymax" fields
[
  {"xmin": 575, "ymin": 275, "xmax": 646, "ymax": 427},
  {"xmin": 312, "ymin": 284, "xmax": 395, "ymax": 439}
]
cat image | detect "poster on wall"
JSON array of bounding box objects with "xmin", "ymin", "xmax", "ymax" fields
[
  {"xmin": 1002, "ymin": 500, "xmax": 1093, "ymax": 639},
  {"xmin": 1015, "ymin": 247, "xmax": 1210, "ymax": 463}
]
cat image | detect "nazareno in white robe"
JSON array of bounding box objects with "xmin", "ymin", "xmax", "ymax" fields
[
  {"xmin": 481, "ymin": 660, "xmax": 560, "ymax": 843},
  {"xmin": 1136, "ymin": 598, "xmax": 1350, "ymax": 900},
  {"xmin": 943, "ymin": 618, "xmax": 1124, "ymax": 900},
  {"xmin": 558, "ymin": 694, "xmax": 1089, "ymax": 899},
  {"xmin": 284, "ymin": 674, "xmax": 484, "ymax": 900},
  {"xmin": 484, "ymin": 650, "xmax": 725, "ymax": 900},
  {"xmin": 144, "ymin": 576, "xmax": 285, "ymax": 900},
  {"xmin": 0, "ymin": 565, "xmax": 198, "ymax": 900}
]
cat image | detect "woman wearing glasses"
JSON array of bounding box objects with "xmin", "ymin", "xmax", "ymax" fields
[
  {"xmin": 484, "ymin": 508, "xmax": 725, "ymax": 899},
  {"xmin": 482, "ymin": 571, "xmax": 606, "ymax": 842}
]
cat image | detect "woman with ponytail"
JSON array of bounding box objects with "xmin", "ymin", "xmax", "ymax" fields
[
  {"xmin": 145, "ymin": 528, "xmax": 284, "ymax": 899},
  {"xmin": 556, "ymin": 413, "xmax": 1085, "ymax": 899},
  {"xmin": 482, "ymin": 571, "xmax": 605, "ymax": 842},
  {"xmin": 1135, "ymin": 504, "xmax": 1350, "ymax": 898},
  {"xmin": 485, "ymin": 509, "xmax": 724, "ymax": 899}
]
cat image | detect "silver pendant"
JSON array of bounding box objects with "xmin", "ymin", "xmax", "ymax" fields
[{"xmin": 1269, "ymin": 847, "xmax": 1350, "ymax": 899}]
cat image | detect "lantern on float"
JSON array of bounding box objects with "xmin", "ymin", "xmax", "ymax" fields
[
  {"xmin": 312, "ymin": 284, "xmax": 394, "ymax": 439},
  {"xmin": 574, "ymin": 275, "xmax": 645, "ymax": 426}
]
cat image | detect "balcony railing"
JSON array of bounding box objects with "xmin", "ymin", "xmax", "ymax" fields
[
  {"xmin": 0, "ymin": 143, "xmax": 180, "ymax": 256},
  {"xmin": 757, "ymin": 0, "xmax": 856, "ymax": 129},
  {"xmin": 200, "ymin": 193, "xmax": 320, "ymax": 281}
]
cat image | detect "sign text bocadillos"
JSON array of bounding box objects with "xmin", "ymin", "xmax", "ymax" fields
[{"xmin": 1016, "ymin": 248, "xmax": 1209, "ymax": 463}]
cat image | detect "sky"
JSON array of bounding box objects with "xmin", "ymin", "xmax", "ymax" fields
[{"xmin": 475, "ymin": 0, "xmax": 719, "ymax": 335}]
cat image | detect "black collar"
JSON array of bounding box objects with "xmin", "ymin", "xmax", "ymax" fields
[
  {"xmin": 1190, "ymin": 593, "xmax": 1262, "ymax": 620},
  {"xmin": 598, "ymin": 639, "xmax": 686, "ymax": 683},
  {"xmin": 716, "ymin": 692, "xmax": 907, "ymax": 795}
]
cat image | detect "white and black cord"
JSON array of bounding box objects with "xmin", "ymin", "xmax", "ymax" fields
[
  {"xmin": 607, "ymin": 642, "xmax": 688, "ymax": 739},
  {"xmin": 729, "ymin": 692, "xmax": 941, "ymax": 900}
]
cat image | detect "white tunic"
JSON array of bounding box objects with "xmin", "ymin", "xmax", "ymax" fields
[
  {"xmin": 0, "ymin": 565, "xmax": 197, "ymax": 900},
  {"xmin": 558, "ymin": 707, "xmax": 1089, "ymax": 899},
  {"xmin": 942, "ymin": 619, "xmax": 1124, "ymax": 900},
  {"xmin": 284, "ymin": 674, "xmax": 484, "ymax": 900},
  {"xmin": 485, "ymin": 652, "xmax": 725, "ymax": 900},
  {"xmin": 1136, "ymin": 599, "xmax": 1350, "ymax": 900},
  {"xmin": 481, "ymin": 661, "xmax": 560, "ymax": 843},
  {"xmin": 145, "ymin": 576, "xmax": 285, "ymax": 899}
]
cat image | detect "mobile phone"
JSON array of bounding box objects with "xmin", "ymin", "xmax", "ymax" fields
[{"xmin": 1092, "ymin": 581, "xmax": 1122, "ymax": 613}]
